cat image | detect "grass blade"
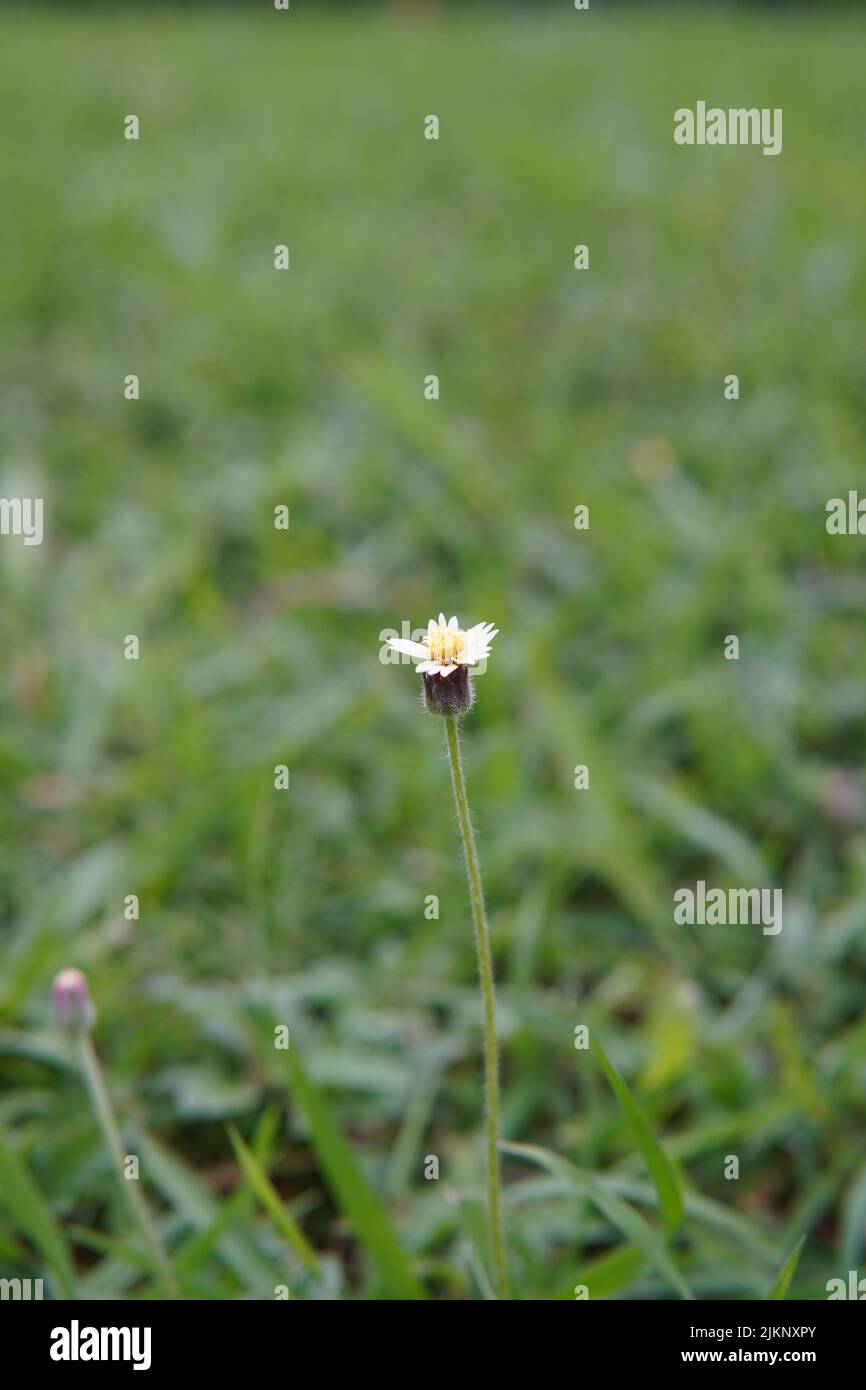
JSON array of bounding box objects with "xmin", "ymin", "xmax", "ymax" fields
[
  {"xmin": 767, "ymin": 1235, "xmax": 805, "ymax": 1300},
  {"xmin": 503, "ymin": 1140, "xmax": 693, "ymax": 1300},
  {"xmin": 593, "ymin": 1037, "xmax": 684, "ymax": 1237},
  {"xmin": 0, "ymin": 1137, "xmax": 76, "ymax": 1298},
  {"xmin": 565, "ymin": 1243, "xmax": 645, "ymax": 1300},
  {"xmin": 227, "ymin": 1124, "xmax": 321, "ymax": 1281},
  {"xmin": 137, "ymin": 1132, "xmax": 278, "ymax": 1294},
  {"xmin": 280, "ymin": 1044, "xmax": 424, "ymax": 1299}
]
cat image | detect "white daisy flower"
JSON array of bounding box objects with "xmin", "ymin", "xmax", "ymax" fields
[{"xmin": 387, "ymin": 613, "xmax": 498, "ymax": 678}]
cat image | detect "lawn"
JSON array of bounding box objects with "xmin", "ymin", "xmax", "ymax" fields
[{"xmin": 1, "ymin": 2, "xmax": 865, "ymax": 1300}]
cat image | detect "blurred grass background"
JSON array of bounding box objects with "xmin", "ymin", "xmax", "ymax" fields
[{"xmin": 1, "ymin": 1, "xmax": 866, "ymax": 1299}]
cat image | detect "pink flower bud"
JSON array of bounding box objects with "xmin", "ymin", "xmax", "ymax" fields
[{"xmin": 52, "ymin": 967, "xmax": 95, "ymax": 1033}]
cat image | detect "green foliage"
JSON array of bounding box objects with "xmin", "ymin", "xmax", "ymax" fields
[
  {"xmin": 279, "ymin": 1044, "xmax": 424, "ymax": 1298},
  {"xmin": 767, "ymin": 1235, "xmax": 805, "ymax": 1300},
  {"xmin": 227, "ymin": 1122, "xmax": 322, "ymax": 1283},
  {"xmin": 0, "ymin": 1138, "xmax": 77, "ymax": 1298},
  {"xmin": 593, "ymin": 1038, "xmax": 684, "ymax": 1238},
  {"xmin": 1, "ymin": 4, "xmax": 864, "ymax": 1299}
]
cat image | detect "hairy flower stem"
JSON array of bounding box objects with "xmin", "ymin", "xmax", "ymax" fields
[
  {"xmin": 444, "ymin": 715, "xmax": 510, "ymax": 1299},
  {"xmin": 77, "ymin": 1034, "xmax": 179, "ymax": 1298}
]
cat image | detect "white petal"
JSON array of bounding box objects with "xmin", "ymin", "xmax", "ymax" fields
[
  {"xmin": 469, "ymin": 623, "xmax": 498, "ymax": 651},
  {"xmin": 438, "ymin": 612, "xmax": 447, "ymax": 629},
  {"xmin": 388, "ymin": 637, "xmax": 429, "ymax": 658},
  {"xmin": 459, "ymin": 624, "xmax": 490, "ymax": 657},
  {"xmin": 448, "ymin": 615, "xmax": 459, "ymax": 630},
  {"xmin": 439, "ymin": 663, "xmax": 458, "ymax": 676},
  {"xmin": 415, "ymin": 660, "xmax": 439, "ymax": 674}
]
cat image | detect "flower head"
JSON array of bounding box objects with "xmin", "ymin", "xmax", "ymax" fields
[
  {"xmin": 387, "ymin": 613, "xmax": 498, "ymax": 716},
  {"xmin": 388, "ymin": 614, "xmax": 498, "ymax": 677},
  {"xmin": 52, "ymin": 967, "xmax": 95, "ymax": 1034}
]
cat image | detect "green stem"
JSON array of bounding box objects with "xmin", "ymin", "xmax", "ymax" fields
[
  {"xmin": 77, "ymin": 1034, "xmax": 180, "ymax": 1298},
  {"xmin": 443, "ymin": 715, "xmax": 510, "ymax": 1299}
]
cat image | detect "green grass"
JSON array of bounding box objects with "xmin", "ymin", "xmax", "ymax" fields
[{"xmin": 1, "ymin": 3, "xmax": 865, "ymax": 1300}]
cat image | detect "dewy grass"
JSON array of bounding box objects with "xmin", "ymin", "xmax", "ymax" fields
[{"xmin": 387, "ymin": 614, "xmax": 509, "ymax": 1297}]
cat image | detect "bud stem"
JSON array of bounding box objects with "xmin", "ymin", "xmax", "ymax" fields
[
  {"xmin": 77, "ymin": 1034, "xmax": 180, "ymax": 1298},
  {"xmin": 443, "ymin": 715, "xmax": 510, "ymax": 1299}
]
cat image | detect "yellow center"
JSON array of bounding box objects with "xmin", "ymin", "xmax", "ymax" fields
[{"xmin": 428, "ymin": 624, "xmax": 465, "ymax": 666}]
